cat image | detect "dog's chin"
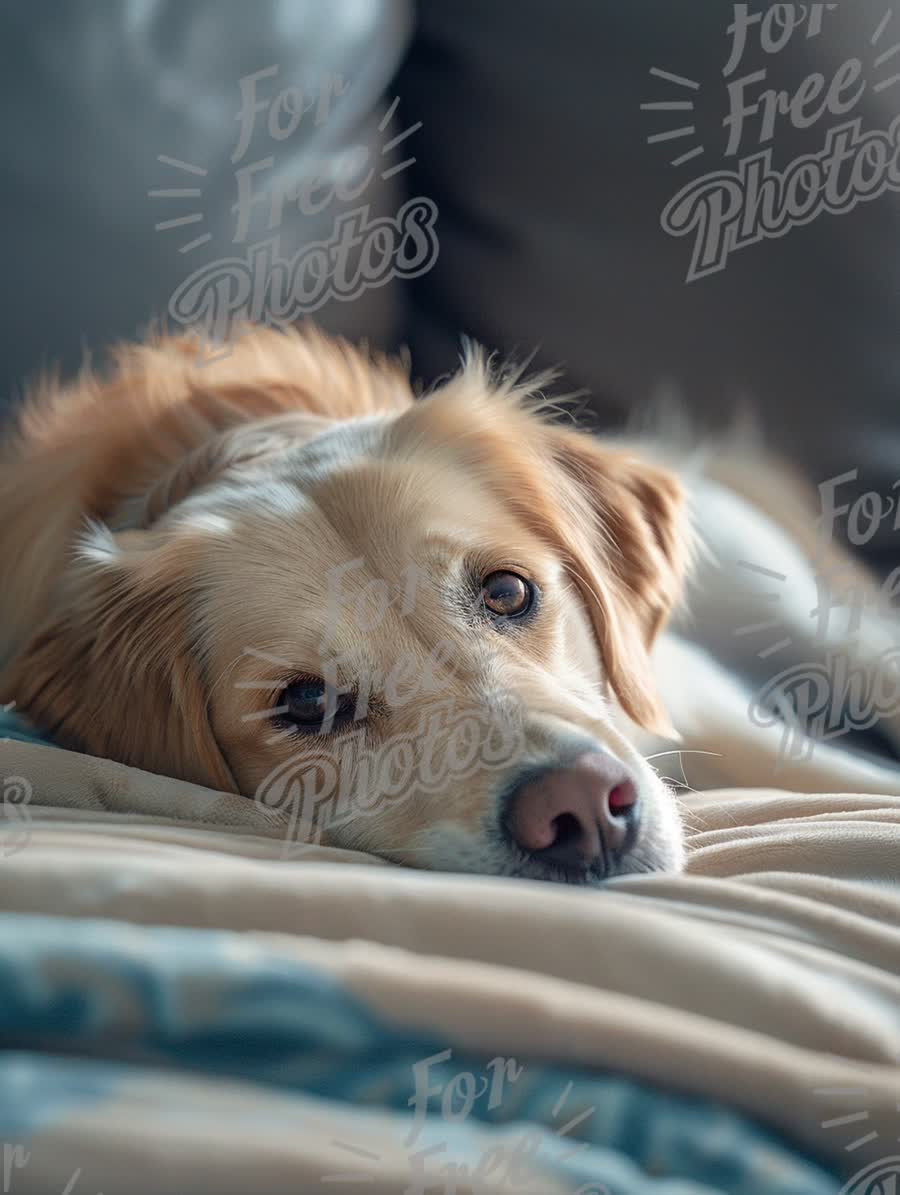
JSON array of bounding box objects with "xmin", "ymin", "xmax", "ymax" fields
[
  {"xmin": 486, "ymin": 837, "xmax": 682, "ymax": 887},
  {"xmin": 513, "ymin": 841, "xmax": 683, "ymax": 887}
]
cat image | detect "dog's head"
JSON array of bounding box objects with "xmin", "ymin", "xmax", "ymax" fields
[{"xmin": 4, "ymin": 327, "xmax": 690, "ymax": 884}]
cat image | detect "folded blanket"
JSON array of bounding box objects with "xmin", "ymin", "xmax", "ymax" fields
[{"xmin": 1, "ymin": 735, "xmax": 899, "ymax": 1193}]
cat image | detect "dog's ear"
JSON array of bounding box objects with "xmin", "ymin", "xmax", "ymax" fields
[
  {"xmin": 3, "ymin": 526, "xmax": 238, "ymax": 791},
  {"xmin": 534, "ymin": 426, "xmax": 689, "ymax": 734}
]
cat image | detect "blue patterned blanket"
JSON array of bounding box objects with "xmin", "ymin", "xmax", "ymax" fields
[
  {"xmin": 0, "ymin": 912, "xmax": 840, "ymax": 1194},
  {"xmin": 3, "ymin": 706, "xmax": 893, "ymax": 1193}
]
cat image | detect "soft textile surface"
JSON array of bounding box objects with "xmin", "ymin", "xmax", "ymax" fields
[{"xmin": 1, "ymin": 732, "xmax": 899, "ymax": 1193}]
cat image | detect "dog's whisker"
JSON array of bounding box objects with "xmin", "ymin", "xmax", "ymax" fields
[
  {"xmin": 648, "ymin": 750, "xmax": 741, "ymax": 829},
  {"xmin": 682, "ymin": 793, "xmax": 743, "ymax": 829},
  {"xmin": 644, "ymin": 749, "xmax": 723, "ymax": 761}
]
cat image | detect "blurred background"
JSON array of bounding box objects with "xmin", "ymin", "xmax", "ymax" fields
[{"xmin": 2, "ymin": 0, "xmax": 898, "ymax": 572}]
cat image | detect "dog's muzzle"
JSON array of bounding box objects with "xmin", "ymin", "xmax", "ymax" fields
[{"xmin": 501, "ymin": 750, "xmax": 640, "ymax": 879}]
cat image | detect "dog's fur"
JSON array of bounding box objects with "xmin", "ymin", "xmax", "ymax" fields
[{"xmin": 2, "ymin": 325, "xmax": 899, "ymax": 882}]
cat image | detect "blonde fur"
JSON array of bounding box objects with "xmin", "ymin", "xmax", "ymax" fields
[
  {"xmin": 5, "ymin": 321, "xmax": 899, "ymax": 877},
  {"xmin": 0, "ymin": 323, "xmax": 691, "ymax": 876}
]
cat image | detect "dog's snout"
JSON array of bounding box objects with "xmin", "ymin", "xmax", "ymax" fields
[{"xmin": 504, "ymin": 751, "xmax": 639, "ymax": 873}]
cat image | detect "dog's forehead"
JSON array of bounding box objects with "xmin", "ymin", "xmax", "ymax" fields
[
  {"xmin": 199, "ymin": 410, "xmax": 527, "ymax": 620},
  {"xmin": 206, "ymin": 397, "xmax": 570, "ymax": 607},
  {"xmin": 274, "ymin": 414, "xmax": 522, "ymax": 553},
  {"xmin": 204, "ymin": 409, "xmax": 563, "ymax": 664}
]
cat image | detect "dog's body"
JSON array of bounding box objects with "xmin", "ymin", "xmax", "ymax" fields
[{"xmin": 2, "ymin": 325, "xmax": 899, "ymax": 884}]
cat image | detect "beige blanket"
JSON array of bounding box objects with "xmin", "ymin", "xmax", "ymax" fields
[{"xmin": 1, "ymin": 738, "xmax": 899, "ymax": 1187}]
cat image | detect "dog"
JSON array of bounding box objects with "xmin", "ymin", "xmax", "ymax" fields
[{"xmin": 2, "ymin": 324, "xmax": 899, "ymax": 885}]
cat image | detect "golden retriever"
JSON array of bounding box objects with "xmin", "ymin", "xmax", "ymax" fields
[{"xmin": 2, "ymin": 324, "xmax": 899, "ymax": 883}]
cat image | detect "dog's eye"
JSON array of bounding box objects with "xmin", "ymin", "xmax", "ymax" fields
[
  {"xmin": 480, "ymin": 571, "xmax": 534, "ymax": 618},
  {"xmin": 281, "ymin": 678, "xmax": 356, "ymax": 733}
]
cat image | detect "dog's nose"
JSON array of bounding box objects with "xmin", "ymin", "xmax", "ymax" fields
[{"xmin": 504, "ymin": 751, "xmax": 639, "ymax": 872}]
